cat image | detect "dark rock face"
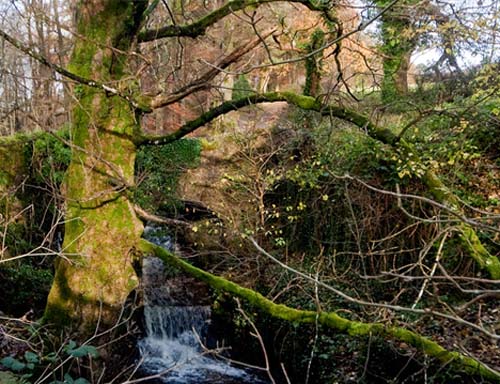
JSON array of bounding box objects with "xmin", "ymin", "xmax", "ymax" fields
[{"xmin": 145, "ymin": 275, "xmax": 212, "ymax": 307}]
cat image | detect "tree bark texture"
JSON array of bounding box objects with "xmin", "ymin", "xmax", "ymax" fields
[{"xmin": 44, "ymin": 0, "xmax": 147, "ymax": 331}]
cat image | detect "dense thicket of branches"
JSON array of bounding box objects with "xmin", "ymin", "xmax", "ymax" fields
[{"xmin": 0, "ymin": 0, "xmax": 499, "ymax": 382}]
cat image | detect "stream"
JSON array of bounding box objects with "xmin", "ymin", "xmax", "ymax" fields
[{"xmin": 137, "ymin": 226, "xmax": 267, "ymax": 383}]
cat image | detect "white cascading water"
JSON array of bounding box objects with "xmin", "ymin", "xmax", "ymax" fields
[{"xmin": 138, "ymin": 226, "xmax": 266, "ymax": 383}]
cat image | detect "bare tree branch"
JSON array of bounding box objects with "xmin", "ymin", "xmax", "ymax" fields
[
  {"xmin": 247, "ymin": 237, "xmax": 499, "ymax": 340},
  {"xmin": 0, "ymin": 28, "xmax": 148, "ymax": 111},
  {"xmin": 148, "ymin": 28, "xmax": 276, "ymax": 109},
  {"xmin": 138, "ymin": 0, "xmax": 336, "ymax": 42}
]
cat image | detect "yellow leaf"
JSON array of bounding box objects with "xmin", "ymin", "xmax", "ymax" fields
[{"xmin": 200, "ymin": 138, "xmax": 217, "ymax": 151}]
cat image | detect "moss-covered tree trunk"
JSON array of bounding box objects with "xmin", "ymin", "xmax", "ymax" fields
[
  {"xmin": 44, "ymin": 0, "xmax": 147, "ymax": 331},
  {"xmin": 0, "ymin": 136, "xmax": 28, "ymax": 259},
  {"xmin": 303, "ymin": 29, "xmax": 324, "ymax": 97},
  {"xmin": 378, "ymin": 1, "xmax": 416, "ymax": 102},
  {"xmin": 0, "ymin": 136, "xmax": 27, "ymax": 223}
]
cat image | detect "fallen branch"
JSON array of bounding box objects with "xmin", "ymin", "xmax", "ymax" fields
[
  {"xmin": 138, "ymin": 239, "xmax": 500, "ymax": 382},
  {"xmin": 134, "ymin": 205, "xmax": 191, "ymax": 227}
]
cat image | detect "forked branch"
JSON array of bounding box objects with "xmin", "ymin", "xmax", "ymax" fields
[{"xmin": 147, "ymin": 28, "xmax": 277, "ymax": 110}]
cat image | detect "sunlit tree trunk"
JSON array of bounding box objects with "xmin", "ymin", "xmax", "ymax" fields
[{"xmin": 44, "ymin": 0, "xmax": 147, "ymax": 333}]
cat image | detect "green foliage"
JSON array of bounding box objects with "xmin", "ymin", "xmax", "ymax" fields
[
  {"xmin": 232, "ymin": 74, "xmax": 254, "ymax": 100},
  {"xmin": 0, "ymin": 131, "xmax": 67, "ymax": 317},
  {"xmin": 6, "ymin": 131, "xmax": 72, "ymax": 254},
  {"xmin": 0, "ymin": 371, "xmax": 29, "ymax": 384},
  {"xmin": 396, "ymin": 95, "xmax": 497, "ymax": 208},
  {"xmin": 50, "ymin": 374, "xmax": 90, "ymax": 384},
  {"xmin": 64, "ymin": 341, "xmax": 99, "ymax": 359},
  {"xmin": 1, "ymin": 222, "xmax": 32, "ymax": 256},
  {"xmin": 464, "ymin": 90, "xmax": 500, "ymax": 160},
  {"xmin": 135, "ymin": 138, "xmax": 201, "ymax": 213},
  {"xmin": 48, "ymin": 374, "xmax": 90, "ymax": 384},
  {"xmin": 1, "ymin": 356, "xmax": 28, "ymax": 372},
  {"xmin": 0, "ymin": 351, "xmax": 39, "ymax": 374},
  {"xmin": 262, "ymin": 126, "xmax": 393, "ymax": 255},
  {"xmin": 27, "ymin": 131, "xmax": 72, "ymax": 186},
  {"xmin": 0, "ymin": 340, "xmax": 97, "ymax": 384},
  {"xmin": 0, "ymin": 260, "xmax": 53, "ymax": 316},
  {"xmin": 0, "ymin": 351, "xmax": 39, "ymax": 382}
]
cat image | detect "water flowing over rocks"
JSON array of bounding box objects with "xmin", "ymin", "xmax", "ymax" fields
[{"xmin": 137, "ymin": 226, "xmax": 267, "ymax": 383}]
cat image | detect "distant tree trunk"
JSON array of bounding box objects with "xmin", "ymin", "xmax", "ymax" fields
[
  {"xmin": 393, "ymin": 50, "xmax": 411, "ymax": 94},
  {"xmin": 52, "ymin": 0, "xmax": 71, "ymax": 117},
  {"xmin": 378, "ymin": 1, "xmax": 416, "ymax": 102},
  {"xmin": 303, "ymin": 29, "xmax": 324, "ymax": 97},
  {"xmin": 44, "ymin": 0, "xmax": 147, "ymax": 333}
]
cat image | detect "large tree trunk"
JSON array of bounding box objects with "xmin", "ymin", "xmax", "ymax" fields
[{"xmin": 44, "ymin": 0, "xmax": 147, "ymax": 332}]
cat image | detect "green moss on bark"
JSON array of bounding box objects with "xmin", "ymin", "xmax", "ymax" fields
[
  {"xmin": 44, "ymin": 0, "xmax": 148, "ymax": 332},
  {"xmin": 140, "ymin": 239, "xmax": 500, "ymax": 382},
  {"xmin": 303, "ymin": 29, "xmax": 324, "ymax": 97},
  {"xmin": 376, "ymin": 0, "xmax": 417, "ymax": 102}
]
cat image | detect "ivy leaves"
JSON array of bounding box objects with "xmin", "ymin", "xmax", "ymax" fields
[{"xmin": 0, "ymin": 341, "xmax": 98, "ymax": 384}]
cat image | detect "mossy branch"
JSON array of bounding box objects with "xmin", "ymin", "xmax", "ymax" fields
[
  {"xmin": 138, "ymin": 239, "xmax": 500, "ymax": 382},
  {"xmin": 136, "ymin": 92, "xmax": 393, "ymax": 145},
  {"xmin": 138, "ymin": 0, "xmax": 335, "ymax": 42},
  {"xmin": 137, "ymin": 91, "xmax": 500, "ymax": 279},
  {"xmin": 423, "ymin": 170, "xmax": 500, "ymax": 279}
]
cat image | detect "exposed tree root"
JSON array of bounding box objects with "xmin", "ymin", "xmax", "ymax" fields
[{"xmin": 139, "ymin": 239, "xmax": 500, "ymax": 382}]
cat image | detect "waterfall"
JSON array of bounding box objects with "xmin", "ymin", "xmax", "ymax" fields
[{"xmin": 138, "ymin": 226, "xmax": 266, "ymax": 383}]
